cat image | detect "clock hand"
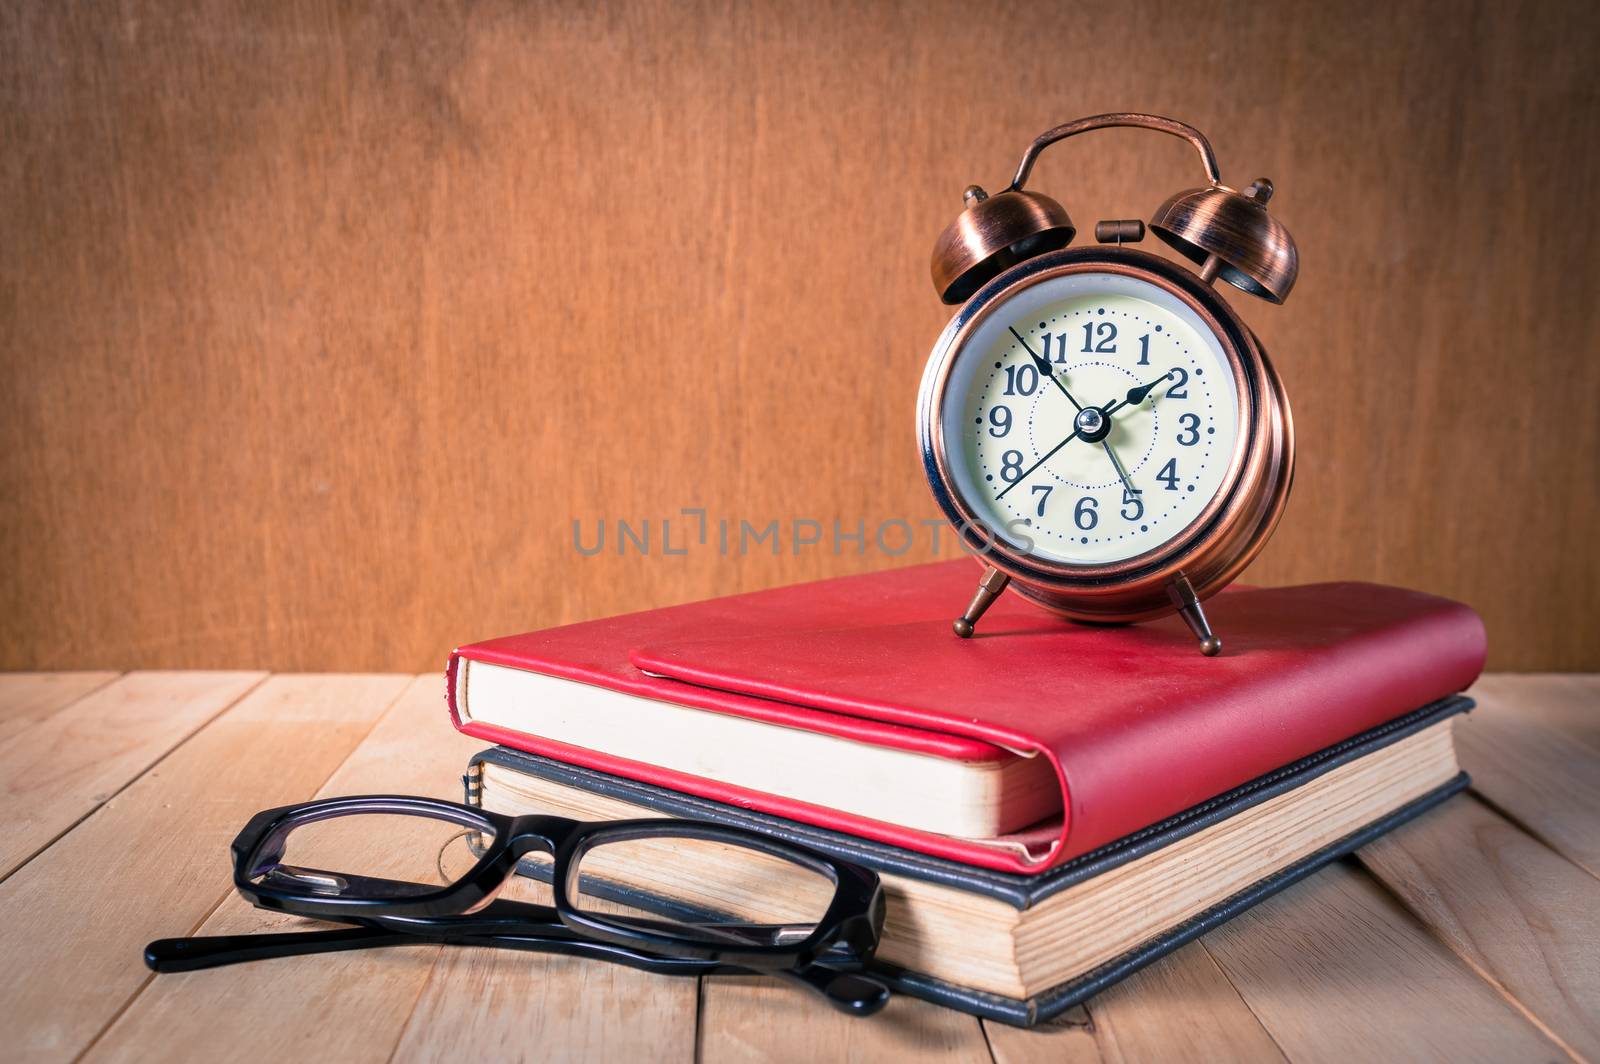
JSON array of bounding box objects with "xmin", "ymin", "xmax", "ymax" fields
[
  {"xmin": 993, "ymin": 373, "xmax": 1173, "ymax": 502},
  {"xmin": 1008, "ymin": 326, "xmax": 1083, "ymax": 411},
  {"xmin": 994, "ymin": 401, "xmax": 1114, "ymax": 500},
  {"xmin": 1093, "ymin": 372, "xmax": 1171, "ymax": 495},
  {"xmin": 1114, "ymin": 370, "xmax": 1176, "ymax": 413},
  {"xmin": 1102, "ymin": 440, "xmax": 1140, "ymax": 498}
]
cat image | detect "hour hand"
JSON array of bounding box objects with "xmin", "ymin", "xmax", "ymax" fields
[{"xmin": 1124, "ymin": 369, "xmax": 1177, "ymax": 408}]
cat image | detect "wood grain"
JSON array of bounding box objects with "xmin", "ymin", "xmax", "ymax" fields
[
  {"xmin": 90, "ymin": 673, "xmax": 700, "ymax": 1064},
  {"xmin": 984, "ymin": 943, "xmax": 1284, "ymax": 1064},
  {"xmin": 697, "ymin": 975, "xmax": 992, "ymax": 1063},
  {"xmin": 0, "ymin": 670, "xmax": 264, "ymax": 880},
  {"xmin": 1, "ymin": 0, "xmax": 1597, "ymax": 674},
  {"xmin": 1085, "ymin": 942, "xmax": 1285, "ymax": 1064},
  {"xmin": 0, "ymin": 671, "xmax": 118, "ymax": 744},
  {"xmin": 1358, "ymin": 794, "xmax": 1600, "ymax": 1062},
  {"xmin": 0, "ymin": 673, "xmax": 409, "ymax": 1064},
  {"xmin": 0, "ymin": 671, "xmax": 1596, "ymax": 1060},
  {"xmin": 391, "ymin": 949, "xmax": 697, "ymax": 1064},
  {"xmin": 1456, "ymin": 675, "xmax": 1600, "ymax": 878},
  {"xmin": 983, "ymin": 1006, "xmax": 1103, "ymax": 1064},
  {"xmin": 84, "ymin": 675, "xmax": 471, "ymax": 1064},
  {"xmin": 1203, "ymin": 861, "xmax": 1564, "ymax": 1062}
]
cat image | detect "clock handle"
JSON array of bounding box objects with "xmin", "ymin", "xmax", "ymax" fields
[{"xmin": 1009, "ymin": 113, "xmax": 1221, "ymax": 193}]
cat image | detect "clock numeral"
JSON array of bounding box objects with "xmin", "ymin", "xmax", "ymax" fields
[
  {"xmin": 1120, "ymin": 487, "xmax": 1145, "ymax": 521},
  {"xmin": 1074, "ymin": 495, "xmax": 1099, "ymax": 530},
  {"xmin": 1040, "ymin": 333, "xmax": 1071, "ymax": 365},
  {"xmin": 1157, "ymin": 458, "xmax": 1180, "ymax": 491},
  {"xmin": 1030, "ymin": 484, "xmax": 1053, "ymax": 517},
  {"xmin": 1176, "ymin": 412, "xmax": 1201, "ymax": 446},
  {"xmin": 1000, "ymin": 449, "xmax": 1025, "ymax": 483},
  {"xmin": 1081, "ymin": 321, "xmax": 1118, "ymax": 353},
  {"xmin": 1166, "ymin": 367, "xmax": 1189, "ymax": 399},
  {"xmin": 988, "ymin": 405, "xmax": 1012, "ymax": 437},
  {"xmin": 1137, "ymin": 334, "xmax": 1150, "ymax": 366},
  {"xmin": 1003, "ymin": 364, "xmax": 1038, "ymax": 396}
]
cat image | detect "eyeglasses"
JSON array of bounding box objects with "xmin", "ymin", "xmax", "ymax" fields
[{"xmin": 144, "ymin": 795, "xmax": 890, "ymax": 1016}]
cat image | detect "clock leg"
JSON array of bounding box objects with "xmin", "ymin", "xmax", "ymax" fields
[
  {"xmin": 1168, "ymin": 573, "xmax": 1222, "ymax": 656},
  {"xmin": 953, "ymin": 566, "xmax": 1010, "ymax": 638}
]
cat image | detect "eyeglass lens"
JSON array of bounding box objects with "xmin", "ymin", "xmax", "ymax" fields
[
  {"xmin": 251, "ymin": 810, "xmax": 841, "ymax": 951},
  {"xmin": 567, "ymin": 832, "xmax": 838, "ymax": 947},
  {"xmin": 251, "ymin": 810, "xmax": 492, "ymax": 898}
]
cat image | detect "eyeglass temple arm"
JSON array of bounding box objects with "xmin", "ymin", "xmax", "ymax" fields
[
  {"xmin": 145, "ymin": 926, "xmax": 424, "ymax": 972},
  {"xmin": 782, "ymin": 963, "xmax": 891, "ymax": 1016},
  {"xmin": 142, "ymin": 902, "xmax": 574, "ymax": 972},
  {"xmin": 469, "ymin": 928, "xmax": 888, "ymax": 1013},
  {"xmin": 381, "ymin": 898, "xmax": 806, "ymax": 942},
  {"xmin": 144, "ymin": 926, "xmax": 888, "ymax": 1016},
  {"xmin": 142, "ymin": 924, "xmax": 668, "ymax": 974}
]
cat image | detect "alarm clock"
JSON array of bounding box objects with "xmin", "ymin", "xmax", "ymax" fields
[{"xmin": 917, "ymin": 114, "xmax": 1297, "ymax": 655}]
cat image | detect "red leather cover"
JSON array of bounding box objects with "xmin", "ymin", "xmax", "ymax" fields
[{"xmin": 447, "ymin": 559, "xmax": 1487, "ymax": 873}]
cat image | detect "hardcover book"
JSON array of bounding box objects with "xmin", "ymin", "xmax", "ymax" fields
[
  {"xmin": 446, "ymin": 559, "xmax": 1487, "ymax": 873},
  {"xmin": 465, "ymin": 696, "xmax": 1472, "ymax": 1026}
]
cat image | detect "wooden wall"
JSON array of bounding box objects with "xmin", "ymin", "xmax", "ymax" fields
[{"xmin": 2, "ymin": 0, "xmax": 1597, "ymax": 673}]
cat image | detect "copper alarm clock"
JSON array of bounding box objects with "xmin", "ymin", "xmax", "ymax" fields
[{"xmin": 917, "ymin": 114, "xmax": 1297, "ymax": 655}]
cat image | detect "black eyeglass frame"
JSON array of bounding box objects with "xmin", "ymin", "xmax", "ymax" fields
[{"xmin": 231, "ymin": 794, "xmax": 884, "ymax": 972}]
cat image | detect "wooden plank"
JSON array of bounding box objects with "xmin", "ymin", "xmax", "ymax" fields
[
  {"xmin": 1457, "ymin": 675, "xmax": 1600, "ymax": 878},
  {"xmin": 0, "ymin": 671, "xmax": 119, "ymax": 744},
  {"xmin": 698, "ymin": 975, "xmax": 993, "ymax": 1063},
  {"xmin": 91, "ymin": 674, "xmax": 701, "ymax": 1064},
  {"xmin": 0, "ymin": 671, "xmax": 265, "ymax": 880},
  {"xmin": 383, "ymin": 870, "xmax": 699, "ymax": 1063},
  {"xmin": 1203, "ymin": 860, "xmax": 1565, "ymax": 1062},
  {"xmin": 1358, "ymin": 793, "xmax": 1600, "ymax": 1061},
  {"xmin": 1467, "ymin": 674, "xmax": 1600, "ymax": 754},
  {"xmin": 0, "ymin": 673, "xmax": 410, "ymax": 1064},
  {"xmin": 1092, "ymin": 942, "xmax": 1284, "ymax": 1064},
  {"xmin": 982, "ymin": 1006, "xmax": 1103, "ymax": 1064},
  {"xmin": 391, "ymin": 949, "xmax": 697, "ymax": 1064},
  {"xmin": 985, "ymin": 942, "xmax": 1285, "ymax": 1063},
  {"xmin": 82, "ymin": 674, "xmax": 468, "ymax": 1064},
  {"xmin": 379, "ymin": 863, "xmax": 699, "ymax": 1062}
]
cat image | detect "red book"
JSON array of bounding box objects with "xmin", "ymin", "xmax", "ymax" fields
[{"xmin": 447, "ymin": 559, "xmax": 1486, "ymax": 873}]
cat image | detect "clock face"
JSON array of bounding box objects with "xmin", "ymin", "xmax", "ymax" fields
[{"xmin": 935, "ymin": 269, "xmax": 1243, "ymax": 567}]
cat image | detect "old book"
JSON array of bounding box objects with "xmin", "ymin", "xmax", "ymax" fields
[{"xmin": 466, "ymin": 696, "xmax": 1471, "ymax": 1026}]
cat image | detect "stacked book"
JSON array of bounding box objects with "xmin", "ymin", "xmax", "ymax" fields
[{"xmin": 446, "ymin": 560, "xmax": 1486, "ymax": 1025}]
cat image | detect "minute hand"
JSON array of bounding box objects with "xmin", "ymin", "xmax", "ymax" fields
[
  {"xmin": 1009, "ymin": 326, "xmax": 1083, "ymax": 411},
  {"xmin": 993, "ymin": 372, "xmax": 1173, "ymax": 501}
]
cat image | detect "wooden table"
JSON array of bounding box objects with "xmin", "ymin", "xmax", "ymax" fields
[{"xmin": 0, "ymin": 672, "xmax": 1593, "ymax": 1063}]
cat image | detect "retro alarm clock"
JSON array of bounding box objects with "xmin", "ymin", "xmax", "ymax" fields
[{"xmin": 917, "ymin": 113, "xmax": 1297, "ymax": 655}]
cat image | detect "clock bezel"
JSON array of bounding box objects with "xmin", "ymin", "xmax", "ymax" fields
[{"xmin": 918, "ymin": 245, "xmax": 1291, "ymax": 621}]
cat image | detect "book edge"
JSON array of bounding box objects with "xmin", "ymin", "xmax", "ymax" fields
[
  {"xmin": 873, "ymin": 772, "xmax": 1470, "ymax": 1027},
  {"xmin": 466, "ymin": 694, "xmax": 1472, "ymax": 908},
  {"xmin": 456, "ymin": 657, "xmax": 1060, "ymax": 838}
]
